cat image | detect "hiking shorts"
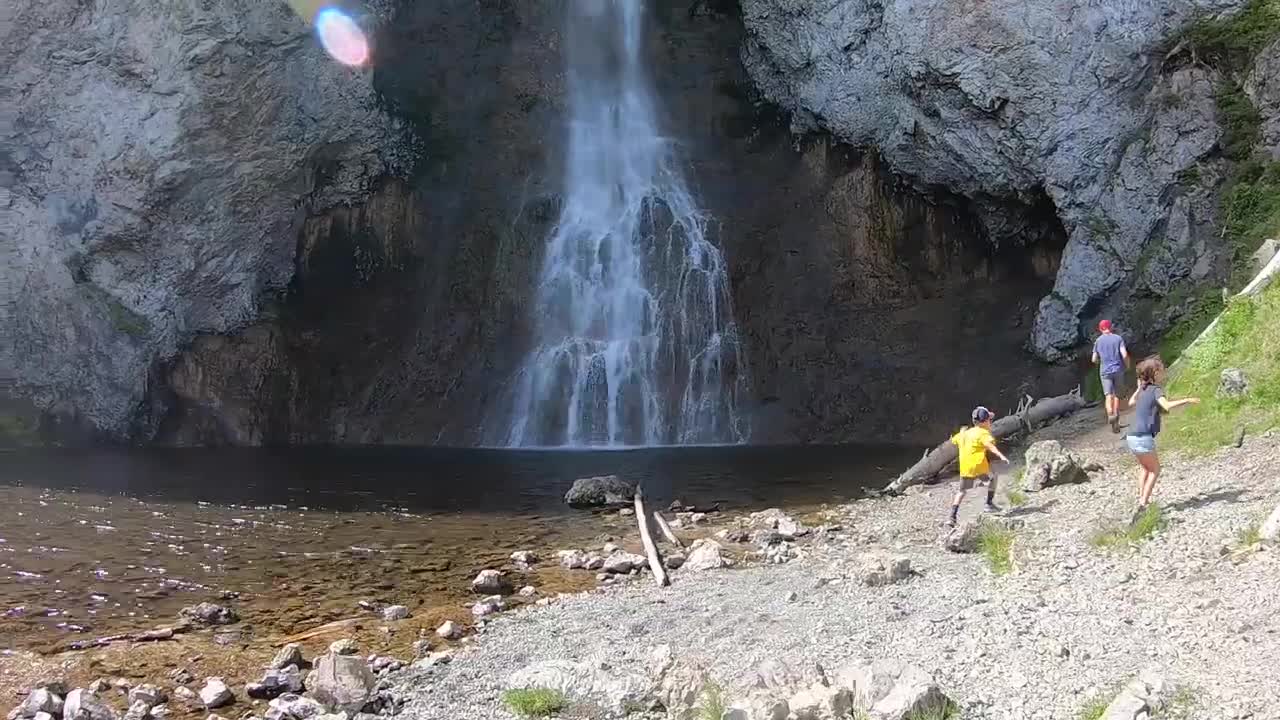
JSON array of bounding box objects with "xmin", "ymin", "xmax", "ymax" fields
[
  {"xmin": 1101, "ymin": 371, "xmax": 1123, "ymax": 396},
  {"xmin": 958, "ymin": 473, "xmax": 995, "ymax": 491},
  {"xmin": 1126, "ymin": 434, "xmax": 1156, "ymax": 454}
]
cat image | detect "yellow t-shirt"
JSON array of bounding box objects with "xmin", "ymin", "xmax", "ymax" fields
[{"xmin": 951, "ymin": 426, "xmax": 995, "ymax": 478}]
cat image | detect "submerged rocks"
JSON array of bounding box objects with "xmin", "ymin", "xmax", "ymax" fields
[
  {"xmin": 1023, "ymin": 440, "xmax": 1091, "ymax": 491},
  {"xmin": 564, "ymin": 476, "xmax": 636, "ymax": 508},
  {"xmin": 470, "ymin": 569, "xmax": 510, "ymax": 595},
  {"xmin": 472, "ymin": 596, "xmax": 505, "ymax": 618},
  {"xmin": 436, "ymin": 621, "xmax": 462, "ymax": 640},
  {"xmin": 557, "ymin": 549, "xmax": 589, "ymax": 570},
  {"xmin": 380, "ymin": 605, "xmax": 410, "ymax": 622},
  {"xmin": 180, "ymin": 603, "xmax": 238, "ymax": 626},
  {"xmin": 749, "ymin": 508, "xmax": 808, "ymax": 539},
  {"xmin": 307, "ymin": 653, "xmax": 376, "ymax": 714},
  {"xmin": 682, "ymin": 539, "xmax": 731, "ymax": 571},
  {"xmin": 269, "ymin": 644, "xmax": 306, "ymax": 671}
]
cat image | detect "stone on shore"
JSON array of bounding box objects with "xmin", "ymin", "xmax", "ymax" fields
[
  {"xmin": 171, "ymin": 687, "xmax": 200, "ymax": 709},
  {"xmin": 787, "ymin": 682, "xmax": 854, "ymax": 720},
  {"xmin": 472, "ymin": 596, "xmax": 504, "ymax": 617},
  {"xmin": 306, "ymin": 653, "xmax": 376, "ymax": 714},
  {"xmin": 602, "ymin": 551, "xmax": 647, "ymax": 574},
  {"xmin": 518, "ymin": 585, "xmax": 537, "ymax": 596},
  {"xmin": 749, "ymin": 508, "xmax": 808, "ymax": 538},
  {"xmin": 836, "ymin": 659, "xmax": 950, "ymax": 720},
  {"xmin": 943, "ymin": 521, "xmax": 979, "ymax": 553},
  {"xmin": 128, "ymin": 685, "xmax": 166, "ymax": 710},
  {"xmin": 506, "ymin": 659, "xmax": 648, "ymax": 716},
  {"xmin": 328, "ymin": 639, "xmax": 358, "ymax": 656},
  {"xmin": 265, "ymin": 694, "xmax": 325, "ymax": 720},
  {"xmin": 436, "ymin": 621, "xmax": 462, "ymax": 640},
  {"xmin": 10, "ymin": 689, "xmax": 63, "ymax": 720},
  {"xmin": 1218, "ymin": 368, "xmax": 1249, "ymax": 398},
  {"xmin": 1100, "ymin": 668, "xmax": 1168, "ymax": 720},
  {"xmin": 65, "ymin": 689, "xmax": 117, "ymax": 720},
  {"xmin": 246, "ymin": 666, "xmax": 304, "ymax": 700},
  {"xmin": 564, "ymin": 475, "xmax": 636, "ymax": 508},
  {"xmin": 509, "ymin": 550, "xmax": 537, "ymax": 567},
  {"xmin": 179, "ymin": 603, "xmax": 238, "ymax": 626},
  {"xmin": 269, "ymin": 644, "xmax": 305, "ymax": 670},
  {"xmin": 683, "ymin": 539, "xmax": 730, "ymax": 571},
  {"xmin": 1261, "ymin": 503, "xmax": 1280, "ymax": 544},
  {"xmin": 198, "ymin": 679, "xmax": 233, "ymax": 709},
  {"xmin": 380, "ymin": 605, "xmax": 410, "ymax": 622},
  {"xmin": 557, "ymin": 549, "xmax": 589, "ymax": 569},
  {"xmin": 471, "ymin": 569, "xmax": 510, "ymax": 595},
  {"xmin": 858, "ymin": 554, "xmax": 912, "ymax": 587},
  {"xmin": 1023, "ymin": 440, "xmax": 1091, "ymax": 491}
]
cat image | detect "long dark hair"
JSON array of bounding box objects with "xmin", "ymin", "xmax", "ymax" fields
[{"xmin": 1137, "ymin": 355, "xmax": 1166, "ymax": 385}]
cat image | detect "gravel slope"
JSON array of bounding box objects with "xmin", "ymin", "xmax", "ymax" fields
[{"xmin": 392, "ymin": 417, "xmax": 1280, "ymax": 720}]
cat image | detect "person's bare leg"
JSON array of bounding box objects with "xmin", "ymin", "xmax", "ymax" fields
[
  {"xmin": 1135, "ymin": 460, "xmax": 1147, "ymax": 500},
  {"xmin": 948, "ymin": 488, "xmax": 966, "ymax": 526},
  {"xmin": 1140, "ymin": 454, "xmax": 1161, "ymax": 506}
]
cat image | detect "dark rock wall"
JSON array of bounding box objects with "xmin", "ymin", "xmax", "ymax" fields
[{"xmin": 152, "ymin": 0, "xmax": 1075, "ymax": 447}]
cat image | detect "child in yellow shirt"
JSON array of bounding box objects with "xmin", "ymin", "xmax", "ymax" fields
[{"xmin": 948, "ymin": 406, "xmax": 1010, "ymax": 527}]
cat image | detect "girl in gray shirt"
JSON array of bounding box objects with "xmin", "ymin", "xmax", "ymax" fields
[{"xmin": 1126, "ymin": 356, "xmax": 1200, "ymax": 509}]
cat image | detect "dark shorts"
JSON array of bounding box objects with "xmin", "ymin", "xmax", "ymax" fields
[
  {"xmin": 1101, "ymin": 371, "xmax": 1123, "ymax": 396},
  {"xmin": 958, "ymin": 473, "xmax": 994, "ymax": 491}
]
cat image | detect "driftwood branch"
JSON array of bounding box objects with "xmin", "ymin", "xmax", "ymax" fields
[
  {"xmin": 652, "ymin": 511, "xmax": 685, "ymax": 549},
  {"xmin": 634, "ymin": 489, "xmax": 670, "ymax": 587},
  {"xmin": 884, "ymin": 389, "xmax": 1087, "ymax": 494}
]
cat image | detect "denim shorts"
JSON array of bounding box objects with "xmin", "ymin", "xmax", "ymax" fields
[
  {"xmin": 1101, "ymin": 371, "xmax": 1123, "ymax": 396},
  {"xmin": 1126, "ymin": 434, "xmax": 1156, "ymax": 454}
]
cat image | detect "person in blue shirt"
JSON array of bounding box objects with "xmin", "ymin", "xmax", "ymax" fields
[{"xmin": 1092, "ymin": 319, "xmax": 1130, "ymax": 433}]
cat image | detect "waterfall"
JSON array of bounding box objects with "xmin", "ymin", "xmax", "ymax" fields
[{"xmin": 499, "ymin": 0, "xmax": 749, "ymax": 447}]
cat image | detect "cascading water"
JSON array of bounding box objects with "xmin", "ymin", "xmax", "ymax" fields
[{"xmin": 499, "ymin": 0, "xmax": 749, "ymax": 448}]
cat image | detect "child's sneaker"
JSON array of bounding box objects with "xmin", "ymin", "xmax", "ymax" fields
[{"xmin": 984, "ymin": 502, "xmax": 1002, "ymax": 513}]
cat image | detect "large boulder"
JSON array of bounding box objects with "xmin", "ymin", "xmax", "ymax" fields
[
  {"xmin": 682, "ymin": 539, "xmax": 731, "ymax": 572},
  {"xmin": 648, "ymin": 646, "xmax": 708, "ymax": 720},
  {"xmin": 1023, "ymin": 440, "xmax": 1091, "ymax": 491},
  {"xmin": 564, "ymin": 475, "xmax": 636, "ymax": 508},
  {"xmin": 470, "ymin": 569, "xmax": 510, "ymax": 595},
  {"xmin": 1218, "ymin": 368, "xmax": 1249, "ymax": 399},
  {"xmin": 857, "ymin": 553, "xmax": 912, "ymax": 587},
  {"xmin": 306, "ymin": 653, "xmax": 375, "ymax": 714},
  {"xmin": 264, "ymin": 694, "xmax": 326, "ymax": 720},
  {"xmin": 602, "ymin": 552, "xmax": 647, "ymax": 575},
  {"xmin": 788, "ymin": 683, "xmax": 854, "ymax": 720},
  {"xmin": 1261, "ymin": 503, "xmax": 1280, "ymax": 545},
  {"xmin": 198, "ymin": 679, "xmax": 233, "ymax": 710},
  {"xmin": 10, "ymin": 690, "xmax": 63, "ymax": 720},
  {"xmin": 834, "ymin": 659, "xmax": 951, "ymax": 720},
  {"xmin": 505, "ymin": 659, "xmax": 649, "ymax": 716},
  {"xmin": 269, "ymin": 644, "xmax": 305, "ymax": 671},
  {"xmin": 943, "ymin": 521, "xmax": 979, "ymax": 554}
]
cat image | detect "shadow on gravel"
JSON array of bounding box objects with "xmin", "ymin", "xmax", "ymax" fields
[
  {"xmin": 1165, "ymin": 488, "xmax": 1248, "ymax": 512},
  {"xmin": 1006, "ymin": 498, "xmax": 1060, "ymax": 517}
]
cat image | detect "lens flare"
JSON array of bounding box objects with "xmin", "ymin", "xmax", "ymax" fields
[{"xmin": 315, "ymin": 8, "xmax": 369, "ymax": 67}]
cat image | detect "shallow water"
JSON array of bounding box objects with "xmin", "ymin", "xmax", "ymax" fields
[{"xmin": 0, "ymin": 444, "xmax": 917, "ymax": 657}]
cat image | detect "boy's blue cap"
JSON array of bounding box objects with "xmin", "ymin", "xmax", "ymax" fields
[{"xmin": 972, "ymin": 406, "xmax": 993, "ymax": 423}]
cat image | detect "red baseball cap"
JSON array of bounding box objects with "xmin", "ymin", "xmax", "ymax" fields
[{"xmin": 1098, "ymin": 319, "xmax": 1112, "ymax": 331}]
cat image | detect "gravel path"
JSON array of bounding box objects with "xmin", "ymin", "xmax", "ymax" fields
[{"xmin": 392, "ymin": 417, "xmax": 1280, "ymax": 720}]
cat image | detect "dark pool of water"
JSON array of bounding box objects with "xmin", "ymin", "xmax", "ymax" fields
[{"xmin": 0, "ymin": 444, "xmax": 921, "ymax": 514}]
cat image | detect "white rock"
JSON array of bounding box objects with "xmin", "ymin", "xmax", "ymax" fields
[
  {"xmin": 510, "ymin": 550, "xmax": 537, "ymax": 566},
  {"xmin": 306, "ymin": 653, "xmax": 375, "ymax": 714},
  {"xmin": 506, "ymin": 659, "xmax": 648, "ymax": 716},
  {"xmin": 436, "ymin": 620, "xmax": 463, "ymax": 639},
  {"xmin": 472, "ymin": 595, "xmax": 504, "ymax": 617},
  {"xmin": 470, "ymin": 569, "xmax": 509, "ymax": 595},
  {"xmin": 329, "ymin": 639, "xmax": 359, "ymax": 656},
  {"xmin": 65, "ymin": 690, "xmax": 117, "ymax": 720},
  {"xmin": 518, "ymin": 585, "xmax": 537, "ymax": 597},
  {"xmin": 171, "ymin": 687, "xmax": 200, "ymax": 709},
  {"xmin": 16, "ymin": 690, "xmax": 63, "ymax": 719},
  {"xmin": 557, "ymin": 550, "xmax": 589, "ymax": 569},
  {"xmin": 269, "ymin": 644, "xmax": 305, "ymax": 670},
  {"xmin": 122, "ymin": 701, "xmax": 151, "ymax": 720},
  {"xmin": 1260, "ymin": 503, "xmax": 1280, "ymax": 544},
  {"xmin": 265, "ymin": 694, "xmax": 326, "ymax": 720},
  {"xmin": 380, "ymin": 605, "xmax": 410, "ymax": 622},
  {"xmin": 858, "ymin": 553, "xmax": 912, "ymax": 587},
  {"xmin": 198, "ymin": 679, "xmax": 233, "ymax": 710},
  {"xmin": 788, "ymin": 682, "xmax": 854, "ymax": 720},
  {"xmin": 602, "ymin": 551, "xmax": 647, "ymax": 574},
  {"xmin": 683, "ymin": 539, "xmax": 730, "ymax": 571},
  {"xmin": 127, "ymin": 685, "xmax": 166, "ymax": 710}
]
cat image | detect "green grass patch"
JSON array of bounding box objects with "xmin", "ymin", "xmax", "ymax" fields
[
  {"xmin": 905, "ymin": 699, "xmax": 960, "ymax": 720},
  {"xmin": 976, "ymin": 521, "xmax": 1015, "ymax": 575},
  {"xmin": 1223, "ymin": 161, "xmax": 1280, "ymax": 286},
  {"xmin": 1163, "ymin": 282, "xmax": 1280, "ymax": 453},
  {"xmin": 1157, "ymin": 290, "xmax": 1226, "ymax": 363},
  {"xmin": 695, "ymin": 683, "xmax": 728, "ymax": 720},
  {"xmin": 1161, "ymin": 688, "xmax": 1200, "ymax": 719},
  {"xmin": 1215, "ymin": 81, "xmax": 1263, "ymax": 161},
  {"xmin": 1179, "ymin": 0, "xmax": 1280, "ymax": 72},
  {"xmin": 501, "ymin": 688, "xmax": 566, "ymax": 718},
  {"xmin": 1076, "ymin": 694, "xmax": 1110, "ymax": 720},
  {"xmin": 1007, "ymin": 489, "xmax": 1028, "ymax": 508},
  {"xmin": 1236, "ymin": 521, "xmax": 1263, "ymax": 547},
  {"xmin": 1089, "ymin": 504, "xmax": 1168, "ymax": 549}
]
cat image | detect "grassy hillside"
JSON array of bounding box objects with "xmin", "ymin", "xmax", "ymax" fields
[{"xmin": 1162, "ymin": 279, "xmax": 1279, "ymax": 453}]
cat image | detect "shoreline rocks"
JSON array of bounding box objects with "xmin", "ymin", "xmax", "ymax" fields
[
  {"xmin": 564, "ymin": 476, "xmax": 636, "ymax": 508},
  {"xmin": 179, "ymin": 603, "xmax": 238, "ymax": 627},
  {"xmin": 470, "ymin": 570, "xmax": 510, "ymax": 595}
]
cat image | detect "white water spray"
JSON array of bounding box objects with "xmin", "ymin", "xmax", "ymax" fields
[{"xmin": 500, "ymin": 0, "xmax": 748, "ymax": 447}]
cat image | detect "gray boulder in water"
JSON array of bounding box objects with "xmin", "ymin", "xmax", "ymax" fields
[
  {"xmin": 179, "ymin": 602, "xmax": 238, "ymax": 626},
  {"xmin": 306, "ymin": 654, "xmax": 375, "ymax": 714},
  {"xmin": 564, "ymin": 475, "xmax": 636, "ymax": 508}
]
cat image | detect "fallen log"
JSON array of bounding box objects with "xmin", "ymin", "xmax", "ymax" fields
[
  {"xmin": 651, "ymin": 511, "xmax": 685, "ymax": 549},
  {"xmin": 884, "ymin": 389, "xmax": 1088, "ymax": 494},
  {"xmin": 634, "ymin": 489, "xmax": 670, "ymax": 587}
]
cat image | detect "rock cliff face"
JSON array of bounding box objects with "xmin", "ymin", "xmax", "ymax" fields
[
  {"xmin": 1, "ymin": 0, "xmax": 406, "ymax": 440},
  {"xmin": 739, "ymin": 0, "xmax": 1245, "ymax": 360}
]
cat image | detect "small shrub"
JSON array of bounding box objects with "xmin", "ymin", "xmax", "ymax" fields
[
  {"xmin": 1179, "ymin": 0, "xmax": 1280, "ymax": 72},
  {"xmin": 976, "ymin": 521, "xmax": 1015, "ymax": 575},
  {"xmin": 1007, "ymin": 489, "xmax": 1029, "ymax": 508},
  {"xmin": 695, "ymin": 683, "xmax": 727, "ymax": 720},
  {"xmin": 1089, "ymin": 505, "xmax": 1167, "ymax": 549},
  {"xmin": 1162, "ymin": 687, "xmax": 1199, "ymax": 719},
  {"xmin": 905, "ymin": 698, "xmax": 960, "ymax": 720},
  {"xmin": 1236, "ymin": 521, "xmax": 1262, "ymax": 548},
  {"xmin": 501, "ymin": 688, "xmax": 566, "ymax": 718},
  {"xmin": 1076, "ymin": 694, "xmax": 1110, "ymax": 720}
]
